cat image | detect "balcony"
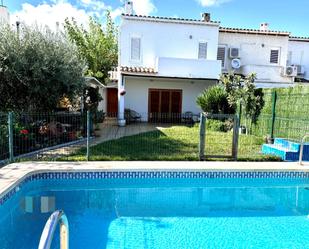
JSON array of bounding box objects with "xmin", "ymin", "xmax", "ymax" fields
[
  {"xmin": 157, "ymin": 57, "xmax": 221, "ymax": 79},
  {"xmin": 241, "ymin": 64, "xmax": 293, "ymax": 83}
]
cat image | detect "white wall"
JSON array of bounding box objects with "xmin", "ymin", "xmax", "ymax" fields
[
  {"xmin": 124, "ymin": 76, "xmax": 216, "ymax": 120},
  {"xmin": 288, "ymin": 40, "xmax": 309, "ymax": 80},
  {"xmin": 219, "ymin": 32, "xmax": 293, "ymax": 83},
  {"xmin": 120, "ymin": 17, "xmax": 220, "ymax": 79},
  {"xmin": 157, "ymin": 57, "xmax": 221, "ymax": 79},
  {"xmin": 97, "ymin": 87, "xmax": 106, "ymax": 112}
]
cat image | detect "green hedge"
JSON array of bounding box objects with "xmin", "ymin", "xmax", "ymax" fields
[{"xmin": 241, "ymin": 85, "xmax": 309, "ymax": 141}]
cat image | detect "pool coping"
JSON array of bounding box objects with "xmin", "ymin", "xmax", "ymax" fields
[{"xmin": 1, "ymin": 161, "xmax": 309, "ymax": 200}]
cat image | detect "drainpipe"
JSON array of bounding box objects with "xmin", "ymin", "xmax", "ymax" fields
[{"xmin": 118, "ymin": 72, "xmax": 126, "ymax": 126}]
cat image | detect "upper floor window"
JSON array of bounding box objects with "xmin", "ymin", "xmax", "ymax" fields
[
  {"xmin": 270, "ymin": 49, "xmax": 280, "ymax": 64},
  {"xmin": 198, "ymin": 42, "xmax": 207, "ymax": 59},
  {"xmin": 217, "ymin": 45, "xmax": 227, "ymax": 68},
  {"xmin": 131, "ymin": 37, "xmax": 141, "ymax": 61}
]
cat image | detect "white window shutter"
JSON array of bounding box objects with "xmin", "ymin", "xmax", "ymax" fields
[
  {"xmin": 270, "ymin": 49, "xmax": 279, "ymax": 64},
  {"xmin": 131, "ymin": 37, "xmax": 141, "ymax": 60},
  {"xmin": 217, "ymin": 46, "xmax": 226, "ymax": 67},
  {"xmin": 198, "ymin": 42, "xmax": 207, "ymax": 59}
]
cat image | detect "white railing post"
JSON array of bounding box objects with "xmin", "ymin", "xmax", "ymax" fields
[{"xmin": 299, "ymin": 134, "xmax": 309, "ymax": 165}]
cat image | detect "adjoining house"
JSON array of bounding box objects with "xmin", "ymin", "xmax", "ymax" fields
[
  {"xmin": 218, "ymin": 24, "xmax": 292, "ymax": 84},
  {"xmin": 218, "ymin": 24, "xmax": 309, "ymax": 87},
  {"xmin": 288, "ymin": 36, "xmax": 309, "ymax": 81}
]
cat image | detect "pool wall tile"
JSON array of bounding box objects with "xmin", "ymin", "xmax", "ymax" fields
[{"xmin": 1, "ymin": 170, "xmax": 309, "ymax": 206}]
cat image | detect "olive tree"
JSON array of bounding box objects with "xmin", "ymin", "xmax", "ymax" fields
[{"xmin": 0, "ymin": 25, "xmax": 86, "ymax": 112}]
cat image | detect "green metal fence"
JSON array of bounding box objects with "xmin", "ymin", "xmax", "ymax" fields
[
  {"xmin": 1, "ymin": 103, "xmax": 309, "ymax": 165},
  {"xmin": 0, "ymin": 112, "xmax": 89, "ymax": 165}
]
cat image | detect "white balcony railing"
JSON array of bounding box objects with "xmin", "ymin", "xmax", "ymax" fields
[
  {"xmin": 241, "ymin": 64, "xmax": 293, "ymax": 83},
  {"xmin": 157, "ymin": 57, "xmax": 221, "ymax": 79}
]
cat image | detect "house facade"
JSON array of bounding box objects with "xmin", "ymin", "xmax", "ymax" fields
[
  {"xmin": 114, "ymin": 9, "xmax": 222, "ymax": 124},
  {"xmin": 107, "ymin": 1, "xmax": 309, "ymax": 125},
  {"xmin": 218, "ymin": 25, "xmax": 292, "ymax": 84},
  {"xmin": 288, "ymin": 37, "xmax": 309, "ymax": 80}
]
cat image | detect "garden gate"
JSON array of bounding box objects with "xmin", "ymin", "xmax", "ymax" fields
[{"xmin": 199, "ymin": 113, "xmax": 239, "ymax": 161}]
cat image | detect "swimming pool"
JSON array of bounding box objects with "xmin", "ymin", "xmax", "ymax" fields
[{"xmin": 1, "ymin": 170, "xmax": 309, "ymax": 249}]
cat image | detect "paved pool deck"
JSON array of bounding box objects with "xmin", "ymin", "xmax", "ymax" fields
[{"xmin": 1, "ymin": 161, "xmax": 309, "ymax": 199}]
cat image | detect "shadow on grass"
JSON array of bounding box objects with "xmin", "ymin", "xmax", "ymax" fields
[
  {"xmin": 64, "ymin": 126, "xmax": 282, "ymax": 162},
  {"xmin": 69, "ymin": 129, "xmax": 199, "ymax": 161}
]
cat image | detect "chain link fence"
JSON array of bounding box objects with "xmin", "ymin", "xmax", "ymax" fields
[
  {"xmin": 1, "ymin": 101, "xmax": 309, "ymax": 166},
  {"xmin": 0, "ymin": 112, "xmax": 89, "ymax": 165}
]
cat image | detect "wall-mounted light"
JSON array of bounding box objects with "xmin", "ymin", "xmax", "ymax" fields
[{"xmin": 189, "ymin": 35, "xmax": 193, "ymax": 39}]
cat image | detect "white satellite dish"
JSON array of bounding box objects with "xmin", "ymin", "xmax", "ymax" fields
[{"xmin": 231, "ymin": 58, "xmax": 241, "ymax": 69}]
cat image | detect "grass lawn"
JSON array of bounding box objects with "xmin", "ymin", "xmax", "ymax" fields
[{"xmin": 65, "ymin": 125, "xmax": 281, "ymax": 161}]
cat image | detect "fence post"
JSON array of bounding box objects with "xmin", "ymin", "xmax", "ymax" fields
[
  {"xmin": 8, "ymin": 112, "xmax": 14, "ymax": 162},
  {"xmin": 238, "ymin": 102, "xmax": 242, "ymax": 127},
  {"xmin": 86, "ymin": 111, "xmax": 90, "ymax": 161},
  {"xmin": 232, "ymin": 114, "xmax": 240, "ymax": 161},
  {"xmin": 199, "ymin": 113, "xmax": 206, "ymax": 161},
  {"xmin": 270, "ymin": 90, "xmax": 277, "ymax": 139}
]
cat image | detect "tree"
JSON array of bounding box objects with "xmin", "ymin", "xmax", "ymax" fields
[
  {"xmin": 196, "ymin": 85, "xmax": 235, "ymax": 114},
  {"xmin": 64, "ymin": 11, "xmax": 118, "ymax": 83},
  {"xmin": 220, "ymin": 73, "xmax": 264, "ymax": 124},
  {"xmin": 0, "ymin": 25, "xmax": 86, "ymax": 112}
]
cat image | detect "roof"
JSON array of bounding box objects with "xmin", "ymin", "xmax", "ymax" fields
[
  {"xmin": 289, "ymin": 36, "xmax": 309, "ymax": 42},
  {"xmin": 120, "ymin": 66, "xmax": 157, "ymax": 74},
  {"xmin": 219, "ymin": 27, "xmax": 290, "ymax": 36},
  {"xmin": 122, "ymin": 14, "xmax": 220, "ymax": 26},
  {"xmin": 85, "ymin": 76, "xmax": 105, "ymax": 87}
]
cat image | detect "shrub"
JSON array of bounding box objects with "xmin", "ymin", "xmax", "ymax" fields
[
  {"xmin": 196, "ymin": 85, "xmax": 235, "ymax": 114},
  {"xmin": 206, "ymin": 120, "xmax": 225, "ymax": 132},
  {"xmin": 206, "ymin": 119, "xmax": 234, "ymax": 132}
]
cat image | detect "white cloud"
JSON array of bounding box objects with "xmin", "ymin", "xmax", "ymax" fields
[
  {"xmin": 110, "ymin": 7, "xmax": 123, "ymax": 20},
  {"xmin": 11, "ymin": 1, "xmax": 90, "ymax": 30},
  {"xmin": 79, "ymin": 0, "xmax": 107, "ymax": 11},
  {"xmin": 196, "ymin": 0, "xmax": 231, "ymax": 7}
]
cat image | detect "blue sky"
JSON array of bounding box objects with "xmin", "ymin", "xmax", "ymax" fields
[{"xmin": 5, "ymin": 0, "xmax": 309, "ymax": 37}]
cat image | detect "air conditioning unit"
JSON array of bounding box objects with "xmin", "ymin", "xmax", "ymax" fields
[
  {"xmin": 292, "ymin": 65, "xmax": 306, "ymax": 76},
  {"xmin": 229, "ymin": 47, "xmax": 240, "ymax": 59},
  {"xmin": 283, "ymin": 66, "xmax": 298, "ymax": 77}
]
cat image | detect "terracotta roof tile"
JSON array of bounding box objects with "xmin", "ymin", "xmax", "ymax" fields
[
  {"xmin": 219, "ymin": 27, "xmax": 290, "ymax": 36},
  {"xmin": 120, "ymin": 66, "xmax": 157, "ymax": 74},
  {"xmin": 122, "ymin": 14, "xmax": 220, "ymax": 24},
  {"xmin": 289, "ymin": 36, "xmax": 309, "ymax": 42}
]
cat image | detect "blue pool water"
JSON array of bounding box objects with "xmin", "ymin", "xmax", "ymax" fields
[{"xmin": 1, "ymin": 174, "xmax": 309, "ymax": 249}]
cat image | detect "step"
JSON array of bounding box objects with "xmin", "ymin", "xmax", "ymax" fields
[
  {"xmin": 274, "ymin": 138, "xmax": 300, "ymax": 151},
  {"xmin": 262, "ymin": 143, "xmax": 309, "ymax": 161}
]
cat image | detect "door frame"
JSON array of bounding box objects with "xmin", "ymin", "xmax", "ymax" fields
[
  {"xmin": 106, "ymin": 88, "xmax": 118, "ymax": 116},
  {"xmin": 148, "ymin": 88, "xmax": 183, "ymax": 122}
]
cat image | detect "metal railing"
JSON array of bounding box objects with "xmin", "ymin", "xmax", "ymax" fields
[
  {"xmin": 38, "ymin": 210, "xmax": 69, "ymax": 249},
  {"xmin": 299, "ymin": 133, "xmax": 309, "ymax": 165}
]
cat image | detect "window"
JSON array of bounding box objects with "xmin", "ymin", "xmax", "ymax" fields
[
  {"xmin": 270, "ymin": 49, "xmax": 279, "ymax": 64},
  {"xmin": 131, "ymin": 37, "xmax": 141, "ymax": 61},
  {"xmin": 217, "ymin": 46, "xmax": 226, "ymax": 68},
  {"xmin": 198, "ymin": 42, "xmax": 207, "ymax": 59}
]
